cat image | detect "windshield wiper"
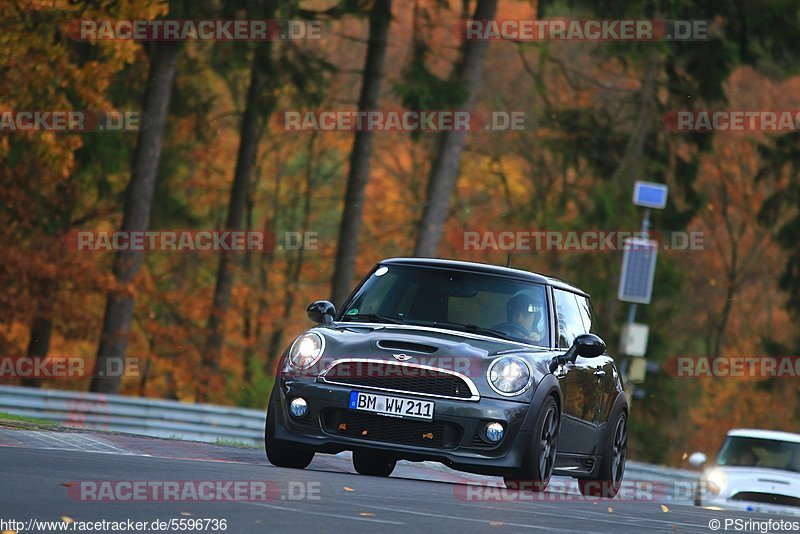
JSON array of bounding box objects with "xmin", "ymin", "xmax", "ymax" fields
[{"xmin": 342, "ymin": 313, "xmax": 406, "ymax": 325}]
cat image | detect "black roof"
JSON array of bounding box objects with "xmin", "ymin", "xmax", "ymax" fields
[{"xmin": 379, "ymin": 258, "xmax": 589, "ymax": 297}]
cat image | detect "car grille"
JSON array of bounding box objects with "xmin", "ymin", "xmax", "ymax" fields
[
  {"xmin": 321, "ymin": 360, "xmax": 477, "ymax": 400},
  {"xmin": 471, "ymin": 429, "xmax": 499, "ymax": 449},
  {"xmin": 321, "ymin": 409, "xmax": 462, "ymax": 449},
  {"xmin": 730, "ymin": 492, "xmax": 800, "ymax": 508},
  {"xmin": 582, "ymin": 458, "xmax": 595, "ymax": 471}
]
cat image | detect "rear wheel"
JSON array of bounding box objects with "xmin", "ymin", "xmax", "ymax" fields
[
  {"xmin": 504, "ymin": 396, "xmax": 560, "ymax": 492},
  {"xmin": 352, "ymin": 450, "xmax": 396, "ymax": 477},
  {"xmin": 578, "ymin": 405, "xmax": 627, "ymax": 498},
  {"xmin": 264, "ymin": 389, "xmax": 315, "ymax": 469}
]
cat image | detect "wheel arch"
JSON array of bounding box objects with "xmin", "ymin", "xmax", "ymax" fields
[
  {"xmin": 521, "ymin": 373, "xmax": 563, "ymax": 433},
  {"xmin": 597, "ymin": 391, "xmax": 628, "ymax": 455}
]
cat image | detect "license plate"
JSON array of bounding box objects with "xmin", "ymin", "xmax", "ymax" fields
[{"xmin": 349, "ymin": 391, "xmax": 434, "ymax": 420}]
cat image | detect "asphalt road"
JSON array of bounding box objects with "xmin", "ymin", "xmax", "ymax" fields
[{"xmin": 0, "ymin": 428, "xmax": 788, "ymax": 533}]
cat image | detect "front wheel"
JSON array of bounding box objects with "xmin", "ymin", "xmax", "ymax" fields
[
  {"xmin": 264, "ymin": 389, "xmax": 315, "ymax": 469},
  {"xmin": 352, "ymin": 450, "xmax": 396, "ymax": 477},
  {"xmin": 578, "ymin": 405, "xmax": 627, "ymax": 498},
  {"xmin": 504, "ymin": 395, "xmax": 560, "ymax": 492}
]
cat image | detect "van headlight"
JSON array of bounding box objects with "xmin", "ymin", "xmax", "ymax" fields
[
  {"xmin": 288, "ymin": 332, "xmax": 326, "ymax": 370},
  {"xmin": 487, "ymin": 357, "xmax": 532, "ymax": 396}
]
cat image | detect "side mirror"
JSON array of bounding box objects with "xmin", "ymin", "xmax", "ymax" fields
[
  {"xmin": 307, "ymin": 301, "xmax": 336, "ymax": 324},
  {"xmin": 550, "ymin": 333, "xmax": 606, "ymax": 372},
  {"xmin": 688, "ymin": 452, "xmax": 707, "ymax": 468},
  {"xmin": 567, "ymin": 333, "xmax": 606, "ymax": 362}
]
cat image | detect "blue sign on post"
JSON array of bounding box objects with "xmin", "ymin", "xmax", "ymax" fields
[{"xmin": 633, "ymin": 181, "xmax": 669, "ymax": 209}]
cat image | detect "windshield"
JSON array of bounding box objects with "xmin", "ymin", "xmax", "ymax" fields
[
  {"xmin": 717, "ymin": 436, "xmax": 800, "ymax": 473},
  {"xmin": 340, "ymin": 264, "xmax": 550, "ymax": 347}
]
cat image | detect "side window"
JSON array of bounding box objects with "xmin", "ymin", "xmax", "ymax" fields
[
  {"xmin": 576, "ymin": 295, "xmax": 594, "ymax": 333},
  {"xmin": 553, "ymin": 289, "xmax": 587, "ymax": 348}
]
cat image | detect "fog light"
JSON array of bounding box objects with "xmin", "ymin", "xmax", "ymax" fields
[
  {"xmin": 289, "ymin": 397, "xmax": 308, "ymax": 418},
  {"xmin": 485, "ymin": 422, "xmax": 504, "ymax": 442}
]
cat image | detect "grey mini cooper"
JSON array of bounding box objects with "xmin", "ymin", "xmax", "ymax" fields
[{"xmin": 265, "ymin": 258, "xmax": 628, "ymax": 497}]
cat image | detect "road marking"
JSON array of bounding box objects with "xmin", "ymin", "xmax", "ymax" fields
[
  {"xmin": 332, "ymin": 487, "xmax": 712, "ymax": 530},
  {"xmin": 326, "ymin": 500, "xmax": 580, "ymax": 531},
  {"xmin": 239, "ymin": 501, "xmax": 404, "ymax": 525},
  {"xmin": 7, "ymin": 431, "xmax": 131, "ymax": 453},
  {"xmin": 431, "ymin": 495, "xmax": 720, "ymax": 530}
]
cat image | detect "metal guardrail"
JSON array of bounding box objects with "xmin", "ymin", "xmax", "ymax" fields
[
  {"xmin": 626, "ymin": 460, "xmax": 699, "ymax": 483},
  {"xmin": 625, "ymin": 460, "xmax": 699, "ymax": 503},
  {"xmin": 0, "ymin": 385, "xmax": 700, "ymax": 494},
  {"xmin": 0, "ymin": 385, "xmax": 266, "ymax": 446}
]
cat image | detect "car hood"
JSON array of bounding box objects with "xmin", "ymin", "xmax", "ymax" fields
[
  {"xmin": 325, "ymin": 322, "xmax": 552, "ymax": 357},
  {"xmin": 710, "ymin": 466, "xmax": 800, "ymax": 500}
]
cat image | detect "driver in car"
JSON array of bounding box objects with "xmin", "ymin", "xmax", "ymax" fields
[
  {"xmin": 735, "ymin": 447, "xmax": 757, "ymax": 467},
  {"xmin": 494, "ymin": 292, "xmax": 546, "ymax": 342}
]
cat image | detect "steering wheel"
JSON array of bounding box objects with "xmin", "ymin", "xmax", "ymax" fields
[{"xmin": 491, "ymin": 322, "xmax": 531, "ymax": 339}]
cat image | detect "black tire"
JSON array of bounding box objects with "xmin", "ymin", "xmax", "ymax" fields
[
  {"xmin": 504, "ymin": 395, "xmax": 560, "ymax": 492},
  {"xmin": 578, "ymin": 404, "xmax": 627, "ymax": 499},
  {"xmin": 352, "ymin": 450, "xmax": 396, "ymax": 477},
  {"xmin": 264, "ymin": 388, "xmax": 315, "ymax": 469}
]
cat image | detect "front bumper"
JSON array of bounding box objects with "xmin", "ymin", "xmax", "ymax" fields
[
  {"xmin": 700, "ymin": 496, "xmax": 800, "ymax": 516},
  {"xmin": 270, "ymin": 378, "xmax": 536, "ymax": 476},
  {"xmin": 698, "ymin": 496, "xmax": 800, "ymax": 516}
]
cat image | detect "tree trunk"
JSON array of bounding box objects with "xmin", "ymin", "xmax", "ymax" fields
[
  {"xmin": 412, "ymin": 0, "xmax": 498, "ymax": 258},
  {"xmin": 200, "ymin": 42, "xmax": 275, "ymax": 400},
  {"xmin": 241, "ymin": 165, "xmax": 259, "ymax": 385},
  {"xmin": 260, "ymin": 162, "xmax": 284, "ymax": 375},
  {"xmin": 712, "ymin": 273, "xmax": 737, "ymax": 357},
  {"xmin": 611, "ymin": 48, "xmax": 661, "ymax": 185},
  {"xmin": 330, "ymin": 0, "xmax": 393, "ymax": 308},
  {"xmin": 266, "ymin": 135, "xmax": 316, "ymax": 361},
  {"xmin": 23, "ymin": 180, "xmax": 77, "ymax": 387},
  {"xmin": 90, "ymin": 41, "xmax": 181, "ymax": 394},
  {"xmin": 22, "ymin": 316, "xmax": 52, "ymax": 388}
]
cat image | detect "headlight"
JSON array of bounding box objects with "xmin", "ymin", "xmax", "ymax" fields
[
  {"xmin": 487, "ymin": 356, "xmax": 532, "ymax": 396},
  {"xmin": 288, "ymin": 332, "xmax": 326, "ymax": 370},
  {"xmin": 705, "ymin": 469, "xmax": 727, "ymax": 495}
]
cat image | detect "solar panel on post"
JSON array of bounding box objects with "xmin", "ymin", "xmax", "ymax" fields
[{"xmin": 618, "ymin": 237, "xmax": 658, "ymax": 304}]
